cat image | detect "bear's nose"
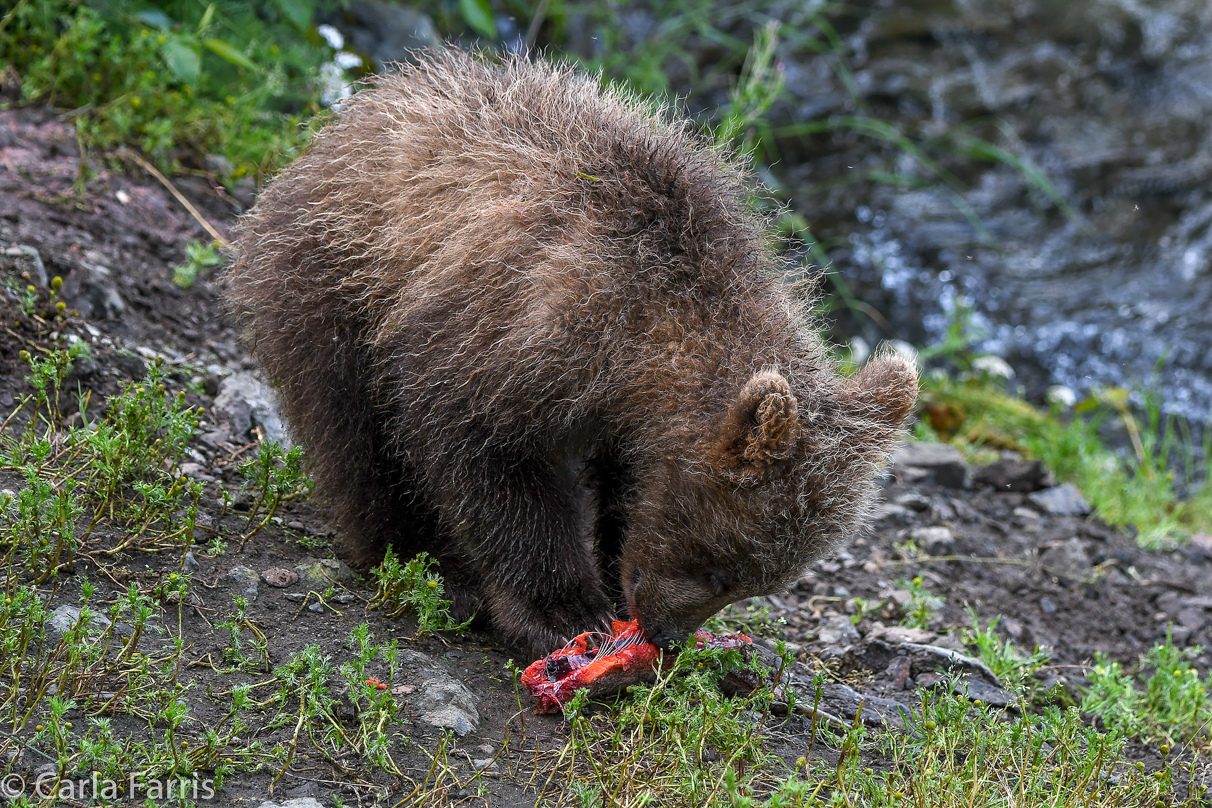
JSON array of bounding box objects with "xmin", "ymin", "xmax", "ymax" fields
[{"xmin": 650, "ymin": 627, "xmax": 691, "ymax": 651}]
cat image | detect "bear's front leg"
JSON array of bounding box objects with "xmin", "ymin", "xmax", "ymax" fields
[{"xmin": 431, "ymin": 451, "xmax": 614, "ymax": 659}]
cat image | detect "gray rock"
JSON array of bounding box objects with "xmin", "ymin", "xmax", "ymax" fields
[
  {"xmin": 887, "ymin": 589, "xmax": 912, "ymax": 609},
  {"xmin": 1177, "ymin": 608, "xmax": 1208, "ymax": 631},
  {"xmin": 1040, "ymin": 537, "xmax": 1093, "ymax": 579},
  {"xmin": 972, "ymin": 458, "xmax": 1050, "ymax": 492},
  {"xmin": 871, "ymin": 502, "xmax": 913, "ymax": 524},
  {"xmin": 812, "ymin": 681, "xmax": 911, "ymax": 729},
  {"xmin": 204, "ymin": 154, "xmax": 233, "ymax": 177},
  {"xmin": 294, "ymin": 557, "xmax": 358, "ymax": 586},
  {"xmin": 330, "ymin": 1, "xmax": 442, "ymax": 71},
  {"xmin": 256, "ymin": 799, "xmax": 325, "ymax": 808},
  {"xmin": 954, "ymin": 676, "xmax": 1015, "ymax": 707},
  {"xmin": 864, "ymin": 625, "xmax": 935, "ymax": 645},
  {"xmin": 909, "ymin": 525, "xmax": 955, "ymax": 554},
  {"xmin": 113, "ymin": 352, "xmax": 147, "ymax": 379},
  {"xmin": 1191, "ymin": 532, "xmax": 1212, "ymax": 556},
  {"xmin": 899, "ymin": 642, "xmax": 1003, "ymax": 687},
  {"xmin": 816, "ymin": 614, "xmax": 861, "ymax": 647},
  {"xmin": 414, "ymin": 675, "xmax": 481, "ymax": 736},
  {"xmin": 3, "ymin": 244, "xmax": 48, "ymax": 287},
  {"xmin": 892, "ymin": 442, "xmax": 969, "ymax": 489},
  {"xmin": 181, "ymin": 551, "xmax": 202, "ymax": 575},
  {"xmin": 1028, "ymin": 483, "xmax": 1092, "ymax": 516},
  {"xmin": 213, "ymin": 372, "xmax": 291, "ymax": 447},
  {"xmin": 1156, "ymin": 591, "xmax": 1182, "ymax": 614},
  {"xmin": 230, "ymin": 177, "xmax": 257, "ymax": 208},
  {"xmin": 48, "ymin": 605, "xmax": 111, "ymax": 638},
  {"xmin": 262, "ymin": 567, "xmax": 300, "ymax": 588},
  {"xmin": 60, "ymin": 263, "xmax": 125, "ymax": 320},
  {"xmin": 931, "ymin": 632, "xmax": 968, "ymax": 652},
  {"xmin": 894, "ymin": 492, "xmax": 931, "ymax": 512},
  {"xmin": 223, "ymin": 566, "xmax": 260, "ymax": 602}
]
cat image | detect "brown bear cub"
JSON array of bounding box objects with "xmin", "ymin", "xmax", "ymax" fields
[{"xmin": 227, "ymin": 50, "xmax": 918, "ymax": 658}]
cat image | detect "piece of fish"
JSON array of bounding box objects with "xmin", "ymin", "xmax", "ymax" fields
[{"xmin": 521, "ymin": 619, "xmax": 752, "ymax": 713}]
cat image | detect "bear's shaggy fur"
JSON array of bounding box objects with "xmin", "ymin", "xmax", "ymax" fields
[{"xmin": 227, "ymin": 50, "xmax": 918, "ymax": 657}]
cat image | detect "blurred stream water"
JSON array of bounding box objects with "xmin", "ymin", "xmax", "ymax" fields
[{"xmin": 763, "ymin": 0, "xmax": 1212, "ymax": 424}]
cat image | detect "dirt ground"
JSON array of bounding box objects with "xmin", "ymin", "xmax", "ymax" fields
[{"xmin": 1, "ymin": 106, "xmax": 1209, "ymax": 806}]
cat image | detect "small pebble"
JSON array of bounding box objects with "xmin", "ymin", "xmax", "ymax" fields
[
  {"xmin": 181, "ymin": 551, "xmax": 201, "ymax": 575},
  {"xmin": 262, "ymin": 568, "xmax": 299, "ymax": 588}
]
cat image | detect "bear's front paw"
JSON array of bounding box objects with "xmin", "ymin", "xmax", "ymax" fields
[{"xmin": 497, "ymin": 595, "xmax": 614, "ymax": 660}]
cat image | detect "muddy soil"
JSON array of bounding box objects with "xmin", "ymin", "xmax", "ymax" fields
[{"xmin": 0, "ymin": 106, "xmax": 1209, "ymax": 806}]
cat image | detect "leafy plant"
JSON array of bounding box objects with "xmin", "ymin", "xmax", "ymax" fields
[
  {"xmin": 0, "ymin": 0, "xmax": 346, "ymax": 176},
  {"xmin": 367, "ymin": 548, "xmax": 472, "ymax": 636},
  {"xmin": 920, "ymin": 372, "xmax": 1212, "ymax": 545},
  {"xmin": 216, "ymin": 594, "xmax": 269, "ymax": 672},
  {"xmin": 716, "ymin": 20, "xmax": 784, "ymax": 161},
  {"xmin": 172, "ymin": 239, "xmax": 224, "ymax": 288},
  {"xmin": 235, "ymin": 439, "xmax": 310, "ymax": 545},
  {"xmin": 898, "ymin": 576, "xmax": 944, "ymax": 631},
  {"xmin": 269, "ymin": 629, "xmax": 410, "ymax": 784},
  {"xmin": 1082, "ymin": 635, "xmax": 1212, "ymax": 751},
  {"xmin": 964, "ymin": 611, "xmax": 1051, "ymax": 697}
]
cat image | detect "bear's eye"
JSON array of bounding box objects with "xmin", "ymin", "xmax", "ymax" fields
[{"xmin": 705, "ymin": 571, "xmax": 729, "ymax": 596}]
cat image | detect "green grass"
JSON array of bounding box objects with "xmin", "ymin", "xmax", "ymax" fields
[
  {"xmin": 0, "ymin": 348, "xmax": 467, "ymax": 803},
  {"xmin": 367, "ymin": 547, "xmax": 473, "ymax": 637},
  {"xmin": 1083, "ymin": 636, "xmax": 1212, "ymax": 753},
  {"xmin": 963, "ymin": 612, "xmax": 1052, "ymax": 698},
  {"xmin": 521, "ymin": 640, "xmax": 1207, "ymax": 807},
  {"xmin": 533, "ymin": 643, "xmax": 791, "ymax": 807},
  {"xmin": 171, "ymin": 240, "xmax": 223, "ymax": 288},
  {"xmin": 1, "ymin": 350, "xmax": 1209, "ymax": 806},
  {"xmin": 897, "ymin": 576, "xmax": 944, "ymax": 631},
  {"xmin": 917, "ymin": 372, "xmax": 1212, "ymax": 546},
  {"xmin": 0, "ymin": 0, "xmax": 342, "ymax": 177}
]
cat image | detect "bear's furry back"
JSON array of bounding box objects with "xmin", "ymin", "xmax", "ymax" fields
[{"xmin": 227, "ymin": 50, "xmax": 839, "ymax": 569}]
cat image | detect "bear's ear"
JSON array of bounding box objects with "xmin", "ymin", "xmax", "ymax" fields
[
  {"xmin": 714, "ymin": 369, "xmax": 800, "ymax": 468},
  {"xmin": 842, "ymin": 352, "xmax": 918, "ymax": 428}
]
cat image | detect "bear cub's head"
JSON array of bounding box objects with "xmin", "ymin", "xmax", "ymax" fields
[{"xmin": 620, "ymin": 352, "xmax": 918, "ymax": 649}]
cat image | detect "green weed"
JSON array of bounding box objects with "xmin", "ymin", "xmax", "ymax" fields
[
  {"xmin": 0, "ymin": 0, "xmax": 343, "ymax": 176},
  {"xmin": 541, "ymin": 643, "xmax": 786, "ymax": 806},
  {"xmin": 0, "ymin": 351, "xmax": 332, "ymax": 801},
  {"xmin": 268, "ymin": 628, "xmax": 410, "ymax": 785},
  {"xmin": 171, "ymin": 240, "xmax": 223, "ymax": 289},
  {"xmin": 367, "ymin": 548, "xmax": 472, "ymax": 637},
  {"xmin": 216, "ymin": 594, "xmax": 269, "ymax": 672},
  {"xmin": 525, "ymin": 644, "xmax": 1200, "ymax": 807},
  {"xmin": 703, "ymin": 598, "xmax": 786, "ymax": 638},
  {"xmin": 235, "ymin": 439, "xmax": 310, "ymax": 547},
  {"xmin": 716, "ymin": 21, "xmax": 784, "ymax": 161},
  {"xmin": 963, "ymin": 611, "xmax": 1051, "ymax": 697},
  {"xmin": 1083, "ymin": 636, "xmax": 1212, "ymax": 752},
  {"xmin": 897, "ymin": 576, "xmax": 943, "ymax": 631},
  {"xmin": 920, "ymin": 372, "xmax": 1212, "ymax": 545}
]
